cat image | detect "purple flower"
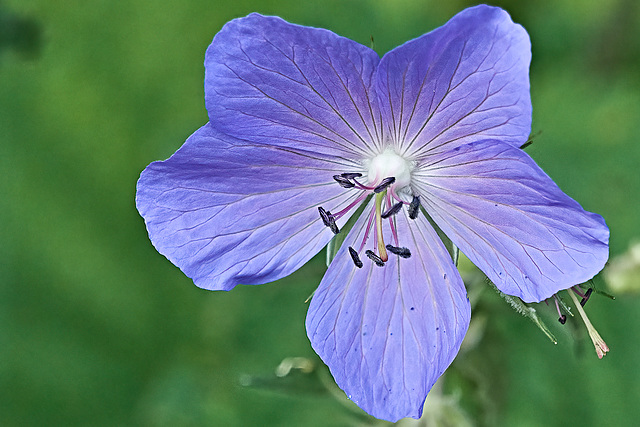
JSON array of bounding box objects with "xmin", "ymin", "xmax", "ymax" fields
[{"xmin": 136, "ymin": 5, "xmax": 609, "ymax": 421}]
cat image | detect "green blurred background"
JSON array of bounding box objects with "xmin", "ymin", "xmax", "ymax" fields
[{"xmin": 1, "ymin": 0, "xmax": 639, "ymax": 425}]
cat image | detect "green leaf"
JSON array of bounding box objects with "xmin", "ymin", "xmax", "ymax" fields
[
  {"xmin": 326, "ymin": 229, "xmax": 348, "ymax": 268},
  {"xmin": 239, "ymin": 357, "xmax": 327, "ymax": 396}
]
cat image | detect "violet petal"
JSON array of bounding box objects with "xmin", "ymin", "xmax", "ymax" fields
[
  {"xmin": 306, "ymin": 199, "xmax": 470, "ymax": 422},
  {"xmin": 415, "ymin": 139, "xmax": 609, "ymax": 302},
  {"xmin": 205, "ymin": 13, "xmax": 383, "ymax": 159},
  {"xmin": 376, "ymin": 5, "xmax": 531, "ymax": 157},
  {"xmin": 136, "ymin": 123, "xmax": 359, "ymax": 290}
]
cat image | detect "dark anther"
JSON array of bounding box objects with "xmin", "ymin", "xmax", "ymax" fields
[
  {"xmin": 386, "ymin": 245, "xmax": 411, "ymax": 258},
  {"xmin": 341, "ymin": 172, "xmax": 362, "ymax": 179},
  {"xmin": 558, "ymin": 315, "xmax": 567, "ymax": 325},
  {"xmin": 520, "ymin": 130, "xmax": 541, "ymax": 150},
  {"xmin": 373, "ymin": 177, "xmax": 395, "ymax": 193},
  {"xmin": 333, "ymin": 174, "xmax": 355, "ymax": 188},
  {"xmin": 348, "ymin": 246, "xmax": 363, "ymax": 268},
  {"xmin": 580, "ymin": 288, "xmax": 593, "ymax": 307},
  {"xmin": 365, "ymin": 250, "xmax": 385, "ymax": 267},
  {"xmin": 318, "ymin": 206, "xmax": 331, "ymax": 226},
  {"xmin": 408, "ymin": 195, "xmax": 420, "ymax": 219},
  {"xmin": 318, "ymin": 207, "xmax": 339, "ymax": 234},
  {"xmin": 519, "ymin": 140, "xmax": 533, "ymax": 150},
  {"xmin": 381, "ymin": 202, "xmax": 403, "ymax": 219}
]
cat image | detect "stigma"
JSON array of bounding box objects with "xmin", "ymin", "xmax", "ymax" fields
[{"xmin": 319, "ymin": 147, "xmax": 418, "ymax": 268}]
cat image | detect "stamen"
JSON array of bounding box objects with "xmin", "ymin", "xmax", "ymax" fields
[
  {"xmin": 571, "ymin": 286, "xmax": 586, "ymax": 298},
  {"xmin": 381, "ymin": 202, "xmax": 403, "ymax": 219},
  {"xmin": 553, "ymin": 296, "xmax": 567, "ymax": 324},
  {"xmin": 348, "ymin": 246, "xmax": 363, "ymax": 268},
  {"xmin": 351, "ymin": 178, "xmax": 376, "ymax": 191},
  {"xmin": 568, "ymin": 290, "xmax": 609, "ymax": 359},
  {"xmin": 386, "ymin": 245, "xmax": 411, "ymax": 258},
  {"xmin": 581, "ymin": 288, "xmax": 593, "ymax": 307},
  {"xmin": 571, "ymin": 285, "xmax": 593, "ymax": 307},
  {"xmin": 388, "ymin": 216, "xmax": 400, "ymax": 246},
  {"xmin": 359, "ymin": 209, "xmax": 376, "ymax": 252},
  {"xmin": 365, "ymin": 250, "xmax": 385, "ymax": 267},
  {"xmin": 341, "ymin": 172, "xmax": 362, "ymax": 179},
  {"xmin": 332, "ymin": 191, "xmax": 369, "ymax": 219},
  {"xmin": 333, "ymin": 175, "xmax": 355, "ymax": 188},
  {"xmin": 408, "ymin": 195, "xmax": 420, "ymax": 219},
  {"xmin": 318, "ymin": 207, "xmax": 339, "ymax": 234},
  {"xmin": 374, "ymin": 177, "xmax": 395, "ymax": 193}
]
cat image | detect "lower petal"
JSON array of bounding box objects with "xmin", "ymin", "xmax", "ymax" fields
[{"xmin": 306, "ymin": 201, "xmax": 470, "ymax": 422}]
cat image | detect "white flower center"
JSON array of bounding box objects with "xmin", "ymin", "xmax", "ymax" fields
[{"xmin": 366, "ymin": 148, "xmax": 413, "ymax": 194}]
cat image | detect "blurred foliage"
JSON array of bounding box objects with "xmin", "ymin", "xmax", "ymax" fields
[
  {"xmin": 606, "ymin": 241, "xmax": 640, "ymax": 294},
  {"xmin": 0, "ymin": 2, "xmax": 41, "ymax": 59},
  {"xmin": 1, "ymin": 0, "xmax": 639, "ymax": 426}
]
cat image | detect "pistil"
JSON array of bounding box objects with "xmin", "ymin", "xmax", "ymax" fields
[{"xmin": 375, "ymin": 191, "xmax": 389, "ymax": 262}]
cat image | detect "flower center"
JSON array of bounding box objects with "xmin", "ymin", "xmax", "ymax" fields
[
  {"xmin": 317, "ymin": 148, "xmax": 420, "ymax": 269},
  {"xmin": 366, "ymin": 148, "xmax": 413, "ymax": 197}
]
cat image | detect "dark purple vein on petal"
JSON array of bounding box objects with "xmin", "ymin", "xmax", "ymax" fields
[
  {"xmin": 401, "ymin": 39, "xmax": 468, "ymax": 153},
  {"xmin": 262, "ymin": 38, "xmax": 377, "ymax": 155},
  {"xmin": 399, "ymin": 60, "xmax": 433, "ymax": 148},
  {"xmin": 416, "ymin": 184, "xmax": 565, "ymax": 284},
  {"xmin": 319, "ymin": 52, "xmax": 382, "ymax": 154}
]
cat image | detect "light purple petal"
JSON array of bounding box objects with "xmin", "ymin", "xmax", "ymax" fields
[
  {"xmin": 376, "ymin": 5, "xmax": 531, "ymax": 157},
  {"xmin": 415, "ymin": 139, "xmax": 609, "ymax": 302},
  {"xmin": 306, "ymin": 201, "xmax": 470, "ymax": 422},
  {"xmin": 205, "ymin": 13, "xmax": 383, "ymax": 160},
  {"xmin": 136, "ymin": 123, "xmax": 359, "ymax": 291}
]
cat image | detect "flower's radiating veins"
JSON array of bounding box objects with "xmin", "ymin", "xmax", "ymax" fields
[
  {"xmin": 416, "ymin": 139, "xmax": 608, "ymax": 302},
  {"xmin": 307, "ymin": 203, "xmax": 471, "ymax": 422},
  {"xmin": 348, "ymin": 246, "xmax": 363, "ymax": 268},
  {"xmin": 408, "ymin": 196, "xmax": 421, "ymax": 220}
]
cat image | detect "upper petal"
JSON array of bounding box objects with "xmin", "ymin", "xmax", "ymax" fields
[
  {"xmin": 414, "ymin": 139, "xmax": 609, "ymax": 302},
  {"xmin": 376, "ymin": 5, "xmax": 531, "ymax": 157},
  {"xmin": 136, "ymin": 123, "xmax": 359, "ymax": 290},
  {"xmin": 306, "ymin": 201, "xmax": 470, "ymax": 422},
  {"xmin": 205, "ymin": 13, "xmax": 383, "ymax": 159}
]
